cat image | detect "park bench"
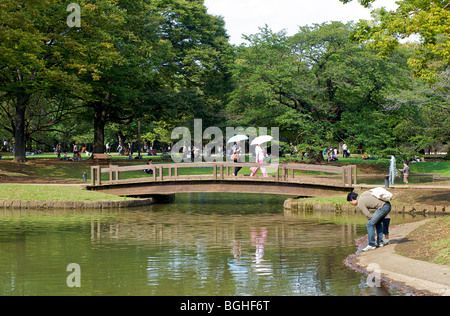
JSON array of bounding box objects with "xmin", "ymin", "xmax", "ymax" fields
[{"xmin": 91, "ymin": 153, "xmax": 112, "ymax": 165}]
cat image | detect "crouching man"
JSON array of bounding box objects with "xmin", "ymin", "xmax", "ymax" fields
[{"xmin": 347, "ymin": 190, "xmax": 392, "ymax": 252}]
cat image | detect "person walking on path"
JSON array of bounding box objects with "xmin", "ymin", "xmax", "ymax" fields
[
  {"xmin": 250, "ymin": 144, "xmax": 268, "ymax": 177},
  {"xmin": 347, "ymin": 190, "xmax": 392, "ymax": 252},
  {"xmin": 398, "ymin": 161, "xmax": 410, "ymax": 186}
]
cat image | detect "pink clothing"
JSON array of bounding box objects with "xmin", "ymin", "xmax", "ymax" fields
[{"xmin": 250, "ymin": 158, "xmax": 268, "ymax": 177}]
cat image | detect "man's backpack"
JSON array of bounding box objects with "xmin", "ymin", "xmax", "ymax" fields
[{"xmin": 369, "ymin": 187, "xmax": 393, "ymax": 202}]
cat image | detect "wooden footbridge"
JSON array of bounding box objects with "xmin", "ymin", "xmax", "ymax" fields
[{"xmin": 86, "ymin": 162, "xmax": 356, "ymax": 198}]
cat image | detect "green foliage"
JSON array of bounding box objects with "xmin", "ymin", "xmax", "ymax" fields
[
  {"xmin": 0, "ymin": 0, "xmax": 447, "ymax": 163},
  {"xmin": 0, "ymin": 0, "xmax": 233, "ymax": 158},
  {"xmin": 227, "ymin": 22, "xmax": 421, "ymax": 160},
  {"xmin": 348, "ymin": 0, "xmax": 450, "ymax": 80}
]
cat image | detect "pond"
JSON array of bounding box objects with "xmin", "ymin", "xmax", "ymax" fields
[{"xmin": 0, "ymin": 193, "xmax": 430, "ymax": 296}]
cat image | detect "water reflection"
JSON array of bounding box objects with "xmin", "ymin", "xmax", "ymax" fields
[{"xmin": 0, "ymin": 193, "xmax": 435, "ymax": 296}]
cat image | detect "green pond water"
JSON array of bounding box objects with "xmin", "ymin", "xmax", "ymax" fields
[{"xmin": 0, "ymin": 193, "xmax": 430, "ymax": 296}]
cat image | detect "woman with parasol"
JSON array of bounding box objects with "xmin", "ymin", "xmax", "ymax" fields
[
  {"xmin": 249, "ymin": 135, "xmax": 272, "ymax": 178},
  {"xmin": 227, "ymin": 135, "xmax": 248, "ymax": 176}
]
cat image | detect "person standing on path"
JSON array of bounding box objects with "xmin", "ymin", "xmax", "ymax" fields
[
  {"xmin": 347, "ymin": 191, "xmax": 392, "ymax": 252},
  {"xmin": 398, "ymin": 161, "xmax": 410, "ymax": 185}
]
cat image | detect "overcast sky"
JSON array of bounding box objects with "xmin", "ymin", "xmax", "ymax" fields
[{"xmin": 204, "ymin": 0, "xmax": 399, "ymax": 45}]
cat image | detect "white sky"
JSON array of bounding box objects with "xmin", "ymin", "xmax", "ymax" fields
[{"xmin": 204, "ymin": 0, "xmax": 399, "ymax": 45}]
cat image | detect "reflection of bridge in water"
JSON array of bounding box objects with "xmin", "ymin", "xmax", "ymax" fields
[{"xmin": 87, "ymin": 162, "xmax": 356, "ymax": 198}]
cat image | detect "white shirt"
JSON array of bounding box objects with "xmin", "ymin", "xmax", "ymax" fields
[{"xmin": 255, "ymin": 145, "xmax": 265, "ymax": 161}]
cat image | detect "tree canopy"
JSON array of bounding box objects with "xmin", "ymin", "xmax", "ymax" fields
[
  {"xmin": 0, "ymin": 0, "xmax": 448, "ymax": 162},
  {"xmin": 226, "ymin": 22, "xmax": 439, "ymax": 160},
  {"xmin": 344, "ymin": 0, "xmax": 450, "ymax": 80}
]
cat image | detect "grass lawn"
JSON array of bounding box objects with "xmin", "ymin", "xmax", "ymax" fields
[
  {"xmin": 0, "ymin": 152, "xmax": 449, "ymax": 182},
  {"xmin": 407, "ymin": 161, "xmax": 450, "ymax": 176},
  {"xmin": 395, "ymin": 217, "xmax": 450, "ymax": 267},
  {"xmin": 0, "ymin": 184, "xmax": 129, "ymax": 202},
  {"xmin": 288, "ymin": 196, "xmax": 347, "ymax": 205}
]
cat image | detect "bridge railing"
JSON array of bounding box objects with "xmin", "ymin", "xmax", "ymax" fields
[{"xmin": 90, "ymin": 162, "xmax": 356, "ymax": 187}]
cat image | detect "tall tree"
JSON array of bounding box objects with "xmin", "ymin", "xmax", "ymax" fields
[
  {"xmin": 149, "ymin": 0, "xmax": 233, "ymax": 126},
  {"xmin": 344, "ymin": 0, "xmax": 450, "ymax": 80},
  {"xmin": 88, "ymin": 0, "xmax": 233, "ymax": 153},
  {"xmin": 0, "ymin": 0, "xmax": 123, "ymax": 161},
  {"xmin": 228, "ymin": 22, "xmax": 411, "ymax": 161},
  {"xmin": 69, "ymin": 0, "xmax": 164, "ymax": 154}
]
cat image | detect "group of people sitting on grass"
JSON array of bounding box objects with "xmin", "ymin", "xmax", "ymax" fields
[{"xmin": 60, "ymin": 151, "xmax": 82, "ymax": 162}]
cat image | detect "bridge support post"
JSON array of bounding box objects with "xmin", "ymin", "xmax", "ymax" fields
[
  {"xmin": 90, "ymin": 166, "xmax": 95, "ymax": 185},
  {"xmin": 342, "ymin": 165, "xmax": 357, "ymax": 187},
  {"xmin": 97, "ymin": 166, "xmax": 101, "ymax": 185},
  {"xmin": 90, "ymin": 166, "xmax": 102, "ymax": 186}
]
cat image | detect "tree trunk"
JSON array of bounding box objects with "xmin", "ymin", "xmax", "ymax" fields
[
  {"xmin": 93, "ymin": 101, "xmax": 107, "ymax": 154},
  {"xmin": 13, "ymin": 101, "xmax": 27, "ymax": 163},
  {"xmin": 308, "ymin": 150, "xmax": 324, "ymax": 164}
]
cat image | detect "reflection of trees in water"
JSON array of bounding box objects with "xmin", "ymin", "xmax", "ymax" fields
[
  {"xmin": 89, "ymin": 210, "xmax": 359, "ymax": 250},
  {"xmin": 86, "ymin": 210, "xmax": 364, "ymax": 295}
]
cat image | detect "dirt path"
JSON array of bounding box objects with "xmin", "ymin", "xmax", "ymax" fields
[{"xmin": 355, "ymin": 219, "xmax": 450, "ymax": 296}]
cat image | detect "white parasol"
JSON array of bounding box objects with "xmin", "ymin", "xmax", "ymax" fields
[
  {"xmin": 250, "ymin": 135, "xmax": 273, "ymax": 145},
  {"xmin": 227, "ymin": 134, "xmax": 249, "ymax": 144}
]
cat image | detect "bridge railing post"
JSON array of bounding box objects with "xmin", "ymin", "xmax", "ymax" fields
[
  {"xmin": 90, "ymin": 166, "xmax": 102, "ymax": 186},
  {"xmin": 98, "ymin": 166, "xmax": 102, "ymax": 185},
  {"xmin": 108, "ymin": 166, "xmax": 113, "ymax": 183},
  {"xmin": 341, "ymin": 165, "xmax": 357, "ymax": 187},
  {"xmin": 107, "ymin": 165, "xmax": 120, "ymax": 183},
  {"xmin": 347, "ymin": 165, "xmax": 352, "ymax": 186},
  {"xmin": 115, "ymin": 165, "xmax": 120, "ymax": 183},
  {"xmin": 90, "ymin": 166, "xmax": 96, "ymax": 186}
]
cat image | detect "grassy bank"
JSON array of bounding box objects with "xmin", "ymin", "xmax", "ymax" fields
[
  {"xmin": 395, "ymin": 217, "xmax": 450, "ymax": 267},
  {"xmin": 0, "ymin": 184, "xmax": 129, "ymax": 202}
]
